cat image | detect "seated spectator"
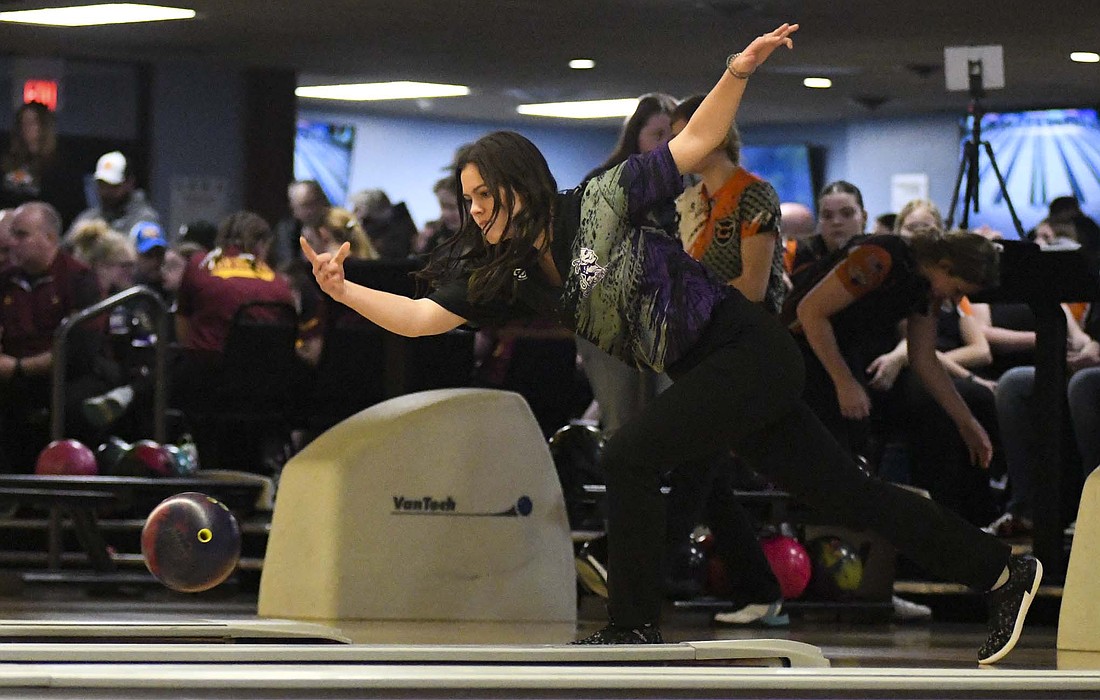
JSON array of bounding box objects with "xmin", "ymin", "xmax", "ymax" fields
[
  {"xmin": 778, "ymin": 201, "xmax": 815, "ymax": 278},
  {"xmin": 315, "ymin": 207, "xmax": 377, "ymax": 259},
  {"xmin": 270, "ymin": 180, "xmax": 330, "ymax": 269},
  {"xmin": 1049, "ymin": 195, "xmax": 1100, "ymax": 267},
  {"xmin": 69, "ymin": 219, "xmax": 137, "ymax": 298},
  {"xmin": 173, "ymin": 211, "xmax": 296, "ymax": 469},
  {"xmin": 67, "ymin": 220, "xmax": 156, "ymax": 433},
  {"xmin": 349, "ymin": 188, "xmax": 418, "ymax": 260},
  {"xmin": 967, "ymin": 217, "xmax": 1084, "ymax": 384},
  {"xmin": 789, "ymin": 180, "xmax": 867, "ymax": 290},
  {"xmin": 415, "ymin": 176, "xmax": 461, "ymax": 255},
  {"xmin": 175, "ymin": 211, "xmax": 294, "ymax": 364},
  {"xmin": 1030, "ymin": 217, "xmax": 1080, "ymax": 250},
  {"xmin": 162, "ymin": 220, "xmax": 217, "ymax": 308},
  {"xmin": 178, "ymin": 219, "xmax": 218, "ymax": 252},
  {"xmin": 293, "ymin": 207, "xmax": 378, "ymax": 367},
  {"xmin": 160, "ymin": 241, "xmax": 205, "ymax": 304},
  {"xmin": 893, "ymin": 199, "xmax": 943, "ymax": 237},
  {"xmin": 0, "ymin": 202, "xmax": 108, "ymax": 472},
  {"xmin": 129, "ymin": 220, "xmax": 170, "ymax": 299},
  {"xmin": 80, "ymin": 234, "xmax": 211, "ymax": 433},
  {"xmin": 987, "ymin": 304, "xmax": 1100, "ymax": 537},
  {"xmin": 66, "ymin": 151, "xmax": 160, "ymax": 240}
]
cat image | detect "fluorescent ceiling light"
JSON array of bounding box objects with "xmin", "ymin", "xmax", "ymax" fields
[
  {"xmin": 0, "ymin": 3, "xmax": 195, "ymax": 26},
  {"xmin": 517, "ymin": 98, "xmax": 639, "ymax": 119},
  {"xmin": 295, "ymin": 81, "xmax": 470, "ymax": 101},
  {"xmin": 803, "ymin": 77, "xmax": 832, "ymax": 89},
  {"xmin": 569, "ymin": 59, "xmax": 596, "ymax": 70},
  {"xmin": 1070, "ymin": 51, "xmax": 1099, "ymax": 63}
]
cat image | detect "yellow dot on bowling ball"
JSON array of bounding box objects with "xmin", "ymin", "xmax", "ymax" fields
[{"xmin": 197, "ymin": 528, "xmax": 212, "ymax": 543}]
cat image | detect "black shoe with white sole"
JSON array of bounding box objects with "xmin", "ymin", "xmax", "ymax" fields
[{"xmin": 978, "ymin": 554, "xmax": 1043, "ymax": 665}]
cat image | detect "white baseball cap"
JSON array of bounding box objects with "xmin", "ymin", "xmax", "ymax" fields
[{"xmin": 94, "ymin": 151, "xmax": 128, "ymax": 185}]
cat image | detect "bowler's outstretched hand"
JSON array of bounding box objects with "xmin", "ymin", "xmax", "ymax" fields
[
  {"xmin": 735, "ymin": 23, "xmax": 799, "ymax": 73},
  {"xmin": 301, "ymin": 237, "xmax": 351, "ymax": 302}
]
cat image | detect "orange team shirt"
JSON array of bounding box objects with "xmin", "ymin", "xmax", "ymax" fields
[{"xmin": 676, "ymin": 167, "xmax": 785, "ymax": 313}]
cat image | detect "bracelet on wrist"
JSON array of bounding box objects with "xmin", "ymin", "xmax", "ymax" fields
[{"xmin": 726, "ymin": 52, "xmax": 754, "ymax": 80}]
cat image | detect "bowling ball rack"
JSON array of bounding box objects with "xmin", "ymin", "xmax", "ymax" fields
[{"xmin": 582, "ymin": 485, "xmax": 899, "ymax": 622}]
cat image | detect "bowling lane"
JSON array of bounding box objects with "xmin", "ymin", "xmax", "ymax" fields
[{"xmin": 1, "ymin": 662, "xmax": 1100, "ymax": 700}]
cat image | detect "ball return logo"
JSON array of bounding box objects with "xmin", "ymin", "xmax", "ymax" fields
[{"xmin": 391, "ymin": 495, "xmax": 533, "ymax": 517}]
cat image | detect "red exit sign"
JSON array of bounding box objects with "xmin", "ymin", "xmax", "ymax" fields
[{"xmin": 23, "ymin": 79, "xmax": 59, "ymax": 111}]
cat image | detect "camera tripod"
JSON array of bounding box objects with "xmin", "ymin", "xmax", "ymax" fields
[{"xmin": 945, "ymin": 60, "xmax": 1025, "ymax": 238}]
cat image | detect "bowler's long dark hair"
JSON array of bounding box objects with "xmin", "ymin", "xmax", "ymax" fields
[
  {"xmin": 585, "ymin": 93, "xmax": 677, "ymax": 181},
  {"xmin": 908, "ymin": 228, "xmax": 1000, "ymax": 289},
  {"xmin": 418, "ymin": 131, "xmax": 557, "ymax": 305}
]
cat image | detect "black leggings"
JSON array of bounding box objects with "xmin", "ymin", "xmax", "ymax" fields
[{"xmin": 601, "ymin": 293, "xmax": 1011, "ymax": 627}]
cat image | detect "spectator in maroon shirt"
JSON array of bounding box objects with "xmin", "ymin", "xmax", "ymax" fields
[
  {"xmin": 176, "ymin": 211, "xmax": 294, "ymax": 357},
  {"xmin": 0, "ymin": 201, "xmax": 108, "ymax": 472},
  {"xmin": 173, "ymin": 210, "xmax": 293, "ymax": 398},
  {"xmin": 171, "ymin": 211, "xmax": 296, "ymax": 470}
]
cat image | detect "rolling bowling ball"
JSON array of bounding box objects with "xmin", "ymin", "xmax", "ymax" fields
[
  {"xmin": 95, "ymin": 436, "xmax": 131, "ymax": 474},
  {"xmin": 760, "ymin": 534, "xmax": 812, "ymax": 599},
  {"xmin": 114, "ymin": 439, "xmax": 174, "ymax": 477},
  {"xmin": 35, "ymin": 439, "xmax": 98, "ymax": 476},
  {"xmin": 141, "ymin": 492, "xmax": 241, "ymax": 593},
  {"xmin": 807, "ymin": 535, "xmax": 864, "ymax": 600}
]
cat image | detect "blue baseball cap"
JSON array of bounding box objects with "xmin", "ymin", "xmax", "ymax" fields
[{"xmin": 130, "ymin": 221, "xmax": 167, "ymax": 255}]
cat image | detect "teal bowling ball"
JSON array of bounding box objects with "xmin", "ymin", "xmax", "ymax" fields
[{"xmin": 163, "ymin": 444, "xmax": 199, "ymax": 477}]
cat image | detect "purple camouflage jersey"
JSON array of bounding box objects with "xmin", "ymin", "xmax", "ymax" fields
[
  {"xmin": 429, "ymin": 144, "xmax": 731, "ymax": 373},
  {"xmin": 562, "ymin": 144, "xmax": 729, "ymax": 372}
]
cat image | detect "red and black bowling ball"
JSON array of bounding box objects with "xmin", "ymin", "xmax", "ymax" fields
[
  {"xmin": 35, "ymin": 439, "xmax": 98, "ymax": 476},
  {"xmin": 141, "ymin": 492, "xmax": 242, "ymax": 593},
  {"xmin": 114, "ymin": 439, "xmax": 174, "ymax": 477}
]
